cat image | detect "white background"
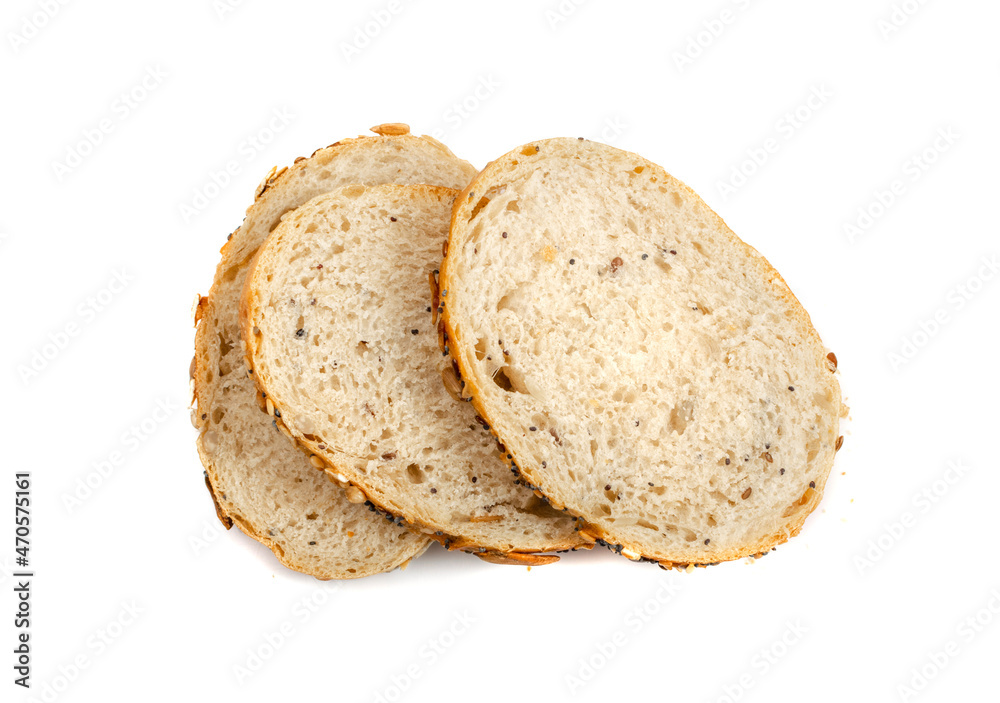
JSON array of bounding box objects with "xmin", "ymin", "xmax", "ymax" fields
[{"xmin": 2, "ymin": 1, "xmax": 998, "ymax": 701}]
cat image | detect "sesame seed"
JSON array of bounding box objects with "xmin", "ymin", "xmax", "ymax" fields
[
  {"xmin": 569, "ymin": 258, "xmax": 576, "ymax": 265},
  {"xmin": 669, "ymin": 249, "xmax": 677, "ymax": 255},
  {"xmin": 605, "ymin": 484, "xmax": 611, "ymax": 491},
  {"xmin": 426, "ymin": 306, "xmax": 432, "ymax": 312},
  {"xmin": 295, "ymin": 328, "xmax": 305, "ymax": 337},
  {"xmin": 529, "ymin": 426, "xmax": 537, "ymax": 431},
  {"xmin": 742, "ymin": 487, "xmax": 752, "ymax": 499},
  {"xmin": 641, "ymin": 254, "xmax": 648, "ymax": 260},
  {"xmin": 725, "ymin": 458, "xmax": 730, "ymax": 465},
  {"xmin": 309, "ymin": 541, "xmax": 317, "ymax": 545},
  {"xmin": 809, "ymin": 481, "xmax": 816, "ymax": 488},
  {"xmin": 541, "ymin": 461, "xmax": 547, "ymax": 468},
  {"xmin": 390, "ymin": 216, "xmax": 397, "ymax": 222},
  {"xmin": 471, "ymin": 476, "xmax": 477, "ymax": 483},
  {"xmin": 502, "ymin": 232, "xmax": 508, "ymax": 238},
  {"xmin": 780, "ymin": 468, "xmax": 785, "ymax": 475},
  {"xmin": 788, "ymin": 386, "xmax": 795, "ymax": 391},
  {"xmin": 430, "ymin": 487, "xmax": 437, "ymax": 494},
  {"xmin": 704, "ymin": 539, "xmax": 710, "ymax": 545},
  {"xmin": 411, "ymin": 329, "xmax": 419, "ymax": 335}
]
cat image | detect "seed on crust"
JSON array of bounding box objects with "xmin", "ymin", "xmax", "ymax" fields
[
  {"xmin": 309, "ymin": 454, "xmax": 325, "ymax": 468},
  {"xmin": 265, "ymin": 397, "xmax": 275, "ymax": 416},
  {"xmin": 370, "ymin": 123, "xmax": 410, "ymax": 136},
  {"xmin": 621, "ymin": 547, "xmax": 641, "ymax": 561},
  {"xmin": 836, "ymin": 435, "xmax": 844, "ymax": 451},
  {"xmin": 468, "ymin": 514, "xmax": 504, "ymax": 523},
  {"xmin": 344, "ymin": 486, "xmax": 366, "ymax": 504},
  {"xmin": 826, "ymin": 351, "xmax": 838, "ymax": 372}
]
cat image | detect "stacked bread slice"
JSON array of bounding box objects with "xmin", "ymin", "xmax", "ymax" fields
[{"xmin": 192, "ymin": 127, "xmax": 843, "ymax": 579}]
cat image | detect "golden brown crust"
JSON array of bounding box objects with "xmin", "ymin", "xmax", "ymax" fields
[
  {"xmin": 439, "ymin": 138, "xmax": 841, "ymax": 568},
  {"xmin": 474, "ymin": 551, "xmax": 561, "ymax": 566}
]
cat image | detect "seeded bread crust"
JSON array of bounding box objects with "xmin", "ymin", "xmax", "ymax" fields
[
  {"xmin": 439, "ymin": 138, "xmax": 844, "ymax": 569},
  {"xmin": 193, "ymin": 126, "xmax": 478, "ymax": 579},
  {"xmin": 239, "ymin": 184, "xmax": 589, "ymax": 560}
]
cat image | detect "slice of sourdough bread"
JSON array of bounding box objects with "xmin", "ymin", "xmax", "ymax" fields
[
  {"xmin": 192, "ymin": 125, "xmax": 477, "ymax": 579},
  {"xmin": 240, "ymin": 184, "xmax": 587, "ymax": 557},
  {"xmin": 440, "ymin": 138, "xmax": 844, "ymax": 568}
]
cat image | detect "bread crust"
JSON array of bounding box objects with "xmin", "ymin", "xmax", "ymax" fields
[
  {"xmin": 237, "ymin": 183, "xmax": 591, "ymax": 562},
  {"xmin": 440, "ymin": 138, "xmax": 843, "ymax": 568},
  {"xmin": 193, "ymin": 128, "xmax": 478, "ymax": 579}
]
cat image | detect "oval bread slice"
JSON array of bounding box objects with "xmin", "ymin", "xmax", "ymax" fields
[
  {"xmin": 440, "ymin": 138, "xmax": 843, "ymax": 567},
  {"xmin": 240, "ymin": 184, "xmax": 587, "ymax": 556},
  {"xmin": 193, "ymin": 126, "xmax": 477, "ymax": 579}
]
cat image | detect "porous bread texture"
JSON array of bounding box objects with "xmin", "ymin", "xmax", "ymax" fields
[
  {"xmin": 193, "ymin": 127, "xmax": 477, "ymax": 579},
  {"xmin": 240, "ymin": 184, "xmax": 586, "ymax": 555},
  {"xmin": 440, "ymin": 138, "xmax": 843, "ymax": 567}
]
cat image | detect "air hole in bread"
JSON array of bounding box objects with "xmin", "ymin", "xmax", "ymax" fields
[
  {"xmin": 519, "ymin": 495, "xmax": 565, "ymax": 520},
  {"xmin": 520, "ymin": 145, "xmax": 538, "ymax": 156},
  {"xmin": 474, "ymin": 337, "xmax": 488, "ymax": 361},
  {"xmin": 492, "ymin": 366, "xmax": 515, "ymax": 392},
  {"xmin": 217, "ymin": 333, "xmax": 234, "ymax": 359},
  {"xmin": 637, "ymin": 518, "xmax": 659, "ymax": 531},
  {"xmin": 470, "ymin": 196, "xmax": 491, "ymax": 221},
  {"xmin": 672, "ymin": 191, "xmax": 683, "ymax": 208},
  {"xmin": 667, "ymin": 401, "xmax": 695, "ymax": 435},
  {"xmin": 604, "ymin": 487, "xmax": 617, "ymax": 502},
  {"xmin": 405, "ymin": 464, "xmax": 425, "ymax": 484},
  {"xmin": 506, "ymin": 199, "xmax": 520, "ymax": 213},
  {"xmin": 633, "ymin": 166, "xmax": 645, "ymax": 174},
  {"xmin": 342, "ymin": 185, "xmax": 366, "ymax": 198},
  {"xmin": 626, "ymin": 218, "xmax": 638, "ymax": 235}
]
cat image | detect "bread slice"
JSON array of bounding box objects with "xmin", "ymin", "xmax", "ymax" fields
[
  {"xmin": 240, "ymin": 184, "xmax": 587, "ymax": 557},
  {"xmin": 192, "ymin": 125, "xmax": 478, "ymax": 579},
  {"xmin": 439, "ymin": 138, "xmax": 844, "ymax": 568}
]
